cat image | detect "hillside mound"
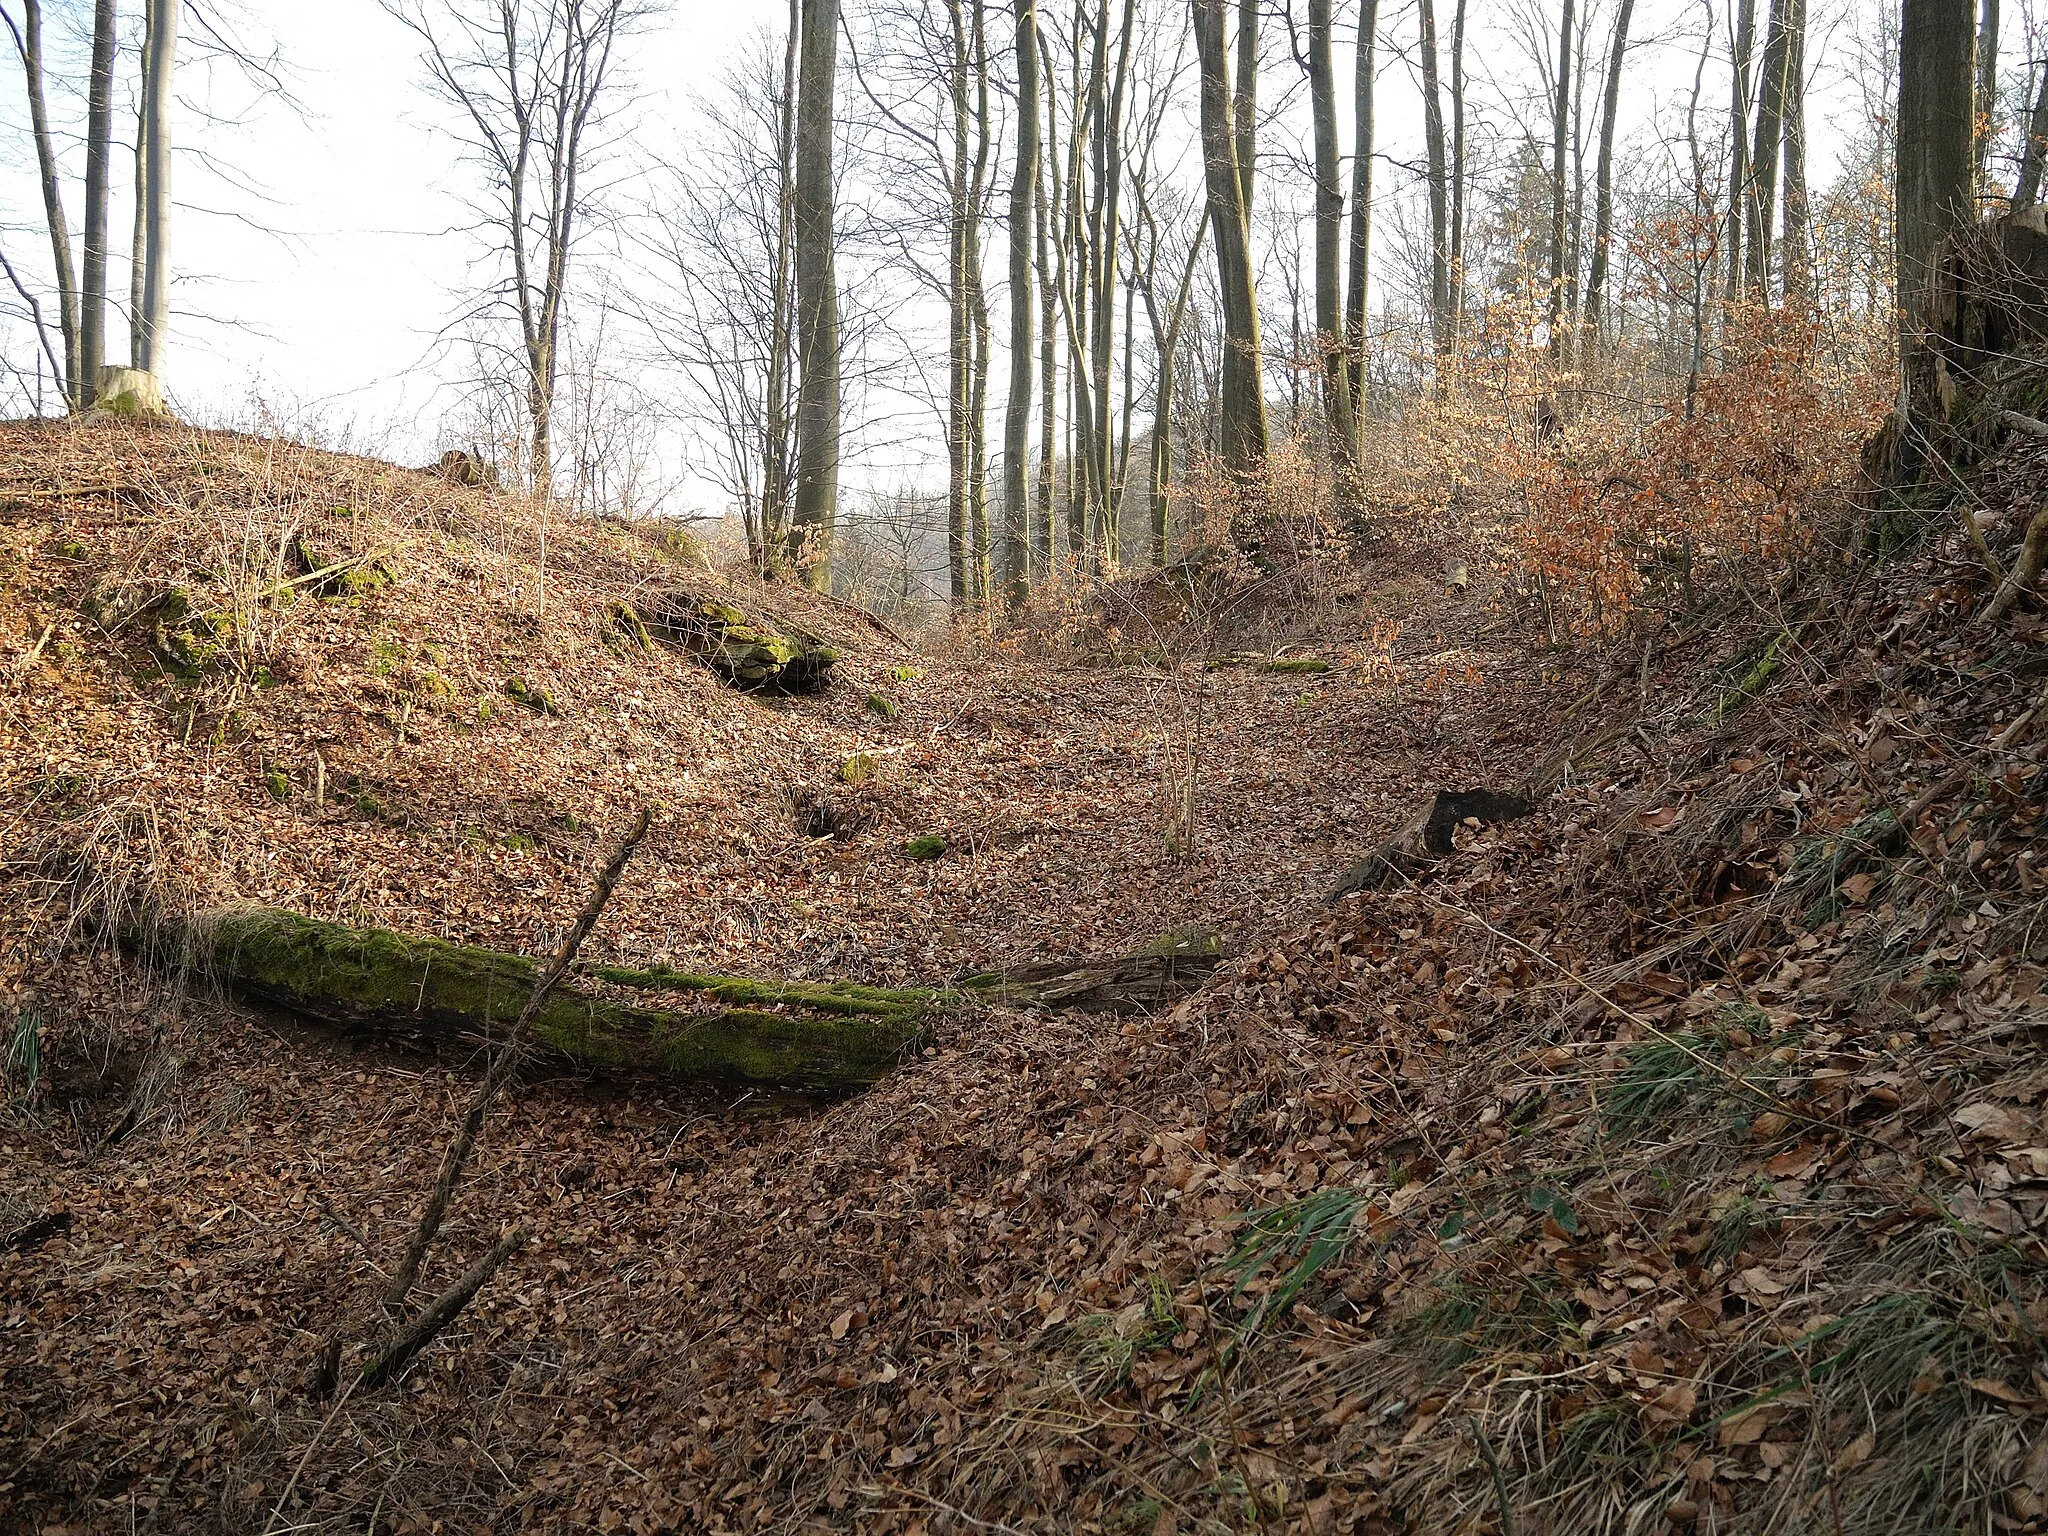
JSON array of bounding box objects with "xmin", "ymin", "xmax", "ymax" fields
[{"xmin": 0, "ymin": 417, "xmax": 2041, "ymax": 1535}]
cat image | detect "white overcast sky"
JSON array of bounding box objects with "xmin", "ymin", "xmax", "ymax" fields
[{"xmin": 0, "ymin": 0, "xmax": 1937, "ymax": 508}]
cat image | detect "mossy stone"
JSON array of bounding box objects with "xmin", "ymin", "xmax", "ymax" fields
[
  {"xmin": 505, "ymin": 676, "xmax": 560, "ymax": 715},
  {"xmin": 865, "ymin": 692, "xmax": 899, "ymax": 720},
  {"xmin": 905, "ymin": 834, "xmax": 948, "ymax": 861}
]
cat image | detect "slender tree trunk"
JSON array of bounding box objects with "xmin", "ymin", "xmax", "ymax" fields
[
  {"xmin": 1418, "ymin": 0, "xmax": 1451, "ymax": 363},
  {"xmin": 1089, "ymin": 0, "xmax": 1136, "ymax": 568},
  {"xmin": 1003, "ymin": 0, "xmax": 1041, "ymax": 604},
  {"xmin": 968, "ymin": 0, "xmax": 993, "ymax": 603},
  {"xmin": 1745, "ymin": 0, "xmax": 1789, "ymax": 299},
  {"xmin": 1725, "ymin": 0, "xmax": 1756, "ymax": 315},
  {"xmin": 1034, "ymin": 55, "xmax": 1059, "ymax": 577},
  {"xmin": 1234, "ymin": 0, "xmax": 1256, "ymax": 212},
  {"xmin": 1547, "ymin": 0, "xmax": 1574, "ymax": 363},
  {"xmin": 946, "ymin": 0, "xmax": 972, "ymax": 605},
  {"xmin": 2018, "ymin": 58, "xmax": 2048, "ymax": 207},
  {"xmin": 761, "ymin": 0, "xmax": 802, "ymax": 570},
  {"xmin": 80, "ymin": 0, "xmax": 118, "ymax": 403},
  {"xmin": 130, "ymin": 71, "xmax": 146, "ymax": 370},
  {"xmin": 138, "ymin": 0, "xmax": 179, "ymax": 380},
  {"xmin": 1307, "ymin": 0, "xmax": 1355, "ymax": 466},
  {"xmin": 1448, "ymin": 0, "xmax": 1467, "ymax": 347},
  {"xmin": 1191, "ymin": 0, "xmax": 1268, "ymax": 497},
  {"xmin": 1780, "ymin": 0, "xmax": 1809, "ymax": 304},
  {"xmin": 1148, "ymin": 207, "xmax": 1208, "ymax": 562},
  {"xmin": 1976, "ymin": 0, "xmax": 1998, "ymax": 187},
  {"xmin": 1584, "ymin": 0, "xmax": 1634, "ymax": 347},
  {"xmin": 14, "ymin": 0, "xmax": 82, "ymax": 408},
  {"xmin": 791, "ymin": 0, "xmax": 841, "ymax": 588},
  {"xmin": 1344, "ymin": 0, "xmax": 1378, "ymax": 448}
]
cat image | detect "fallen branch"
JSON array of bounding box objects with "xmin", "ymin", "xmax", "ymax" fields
[
  {"xmin": 380, "ymin": 806, "xmax": 650, "ymax": 1316},
  {"xmin": 360, "ymin": 1228, "xmax": 526, "ymax": 1389},
  {"xmin": 1983, "ymin": 505, "xmax": 2048, "ymax": 621}
]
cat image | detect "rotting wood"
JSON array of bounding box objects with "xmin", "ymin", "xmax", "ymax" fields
[
  {"xmin": 180, "ymin": 907, "xmax": 931, "ymax": 1095},
  {"xmin": 963, "ymin": 930, "xmax": 1227, "ymax": 1011},
  {"xmin": 1325, "ymin": 788, "xmax": 1532, "ymax": 902}
]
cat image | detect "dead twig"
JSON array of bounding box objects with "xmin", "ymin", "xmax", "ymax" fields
[
  {"xmin": 358, "ymin": 1228, "xmax": 527, "ymax": 1390},
  {"xmin": 379, "ymin": 803, "xmax": 652, "ymax": 1316}
]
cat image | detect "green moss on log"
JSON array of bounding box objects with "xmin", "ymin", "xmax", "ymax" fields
[{"xmin": 196, "ymin": 908, "xmax": 927, "ymax": 1094}]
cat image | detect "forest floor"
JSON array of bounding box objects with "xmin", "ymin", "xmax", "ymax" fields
[{"xmin": 0, "ymin": 418, "xmax": 2044, "ymax": 1535}]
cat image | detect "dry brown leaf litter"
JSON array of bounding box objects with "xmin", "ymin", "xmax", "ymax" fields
[{"xmin": 0, "ymin": 418, "xmax": 2041, "ymax": 1534}]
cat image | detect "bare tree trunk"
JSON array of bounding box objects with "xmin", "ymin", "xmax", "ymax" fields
[
  {"xmin": 968, "ymin": 0, "xmax": 993, "ymax": 603},
  {"xmin": 1191, "ymin": 0, "xmax": 1268, "ymax": 500},
  {"xmin": 1448, "ymin": 0, "xmax": 1466, "ymax": 347},
  {"xmin": 1003, "ymin": 0, "xmax": 1041, "ymax": 604},
  {"xmin": 1234, "ymin": 0, "xmax": 1256, "ymax": 212},
  {"xmin": 1977, "ymin": 0, "xmax": 1998, "ymax": 186},
  {"xmin": 1547, "ymin": 0, "xmax": 1574, "ymax": 364},
  {"xmin": 11, "ymin": 0, "xmax": 82, "ymax": 408},
  {"xmin": 138, "ymin": 0, "xmax": 179, "ymax": 380},
  {"xmin": 1417, "ymin": 0, "xmax": 1451, "ymax": 363},
  {"xmin": 1745, "ymin": 0, "xmax": 1789, "ymax": 300},
  {"xmin": 792, "ymin": 0, "xmax": 841, "ymax": 588},
  {"xmin": 1307, "ymin": 0, "xmax": 1355, "ymax": 468},
  {"xmin": 1034, "ymin": 57, "xmax": 1058, "ymax": 577},
  {"xmin": 1584, "ymin": 0, "xmax": 1634, "ymax": 347},
  {"xmin": 760, "ymin": 0, "xmax": 802, "ymax": 572},
  {"xmin": 1780, "ymin": 0, "xmax": 1809, "ymax": 304},
  {"xmin": 1089, "ymin": 0, "xmax": 1135, "ymax": 569},
  {"xmin": 130, "ymin": 73, "xmax": 146, "ymax": 370},
  {"xmin": 1895, "ymin": 0, "xmax": 1976, "ymax": 476},
  {"xmin": 1344, "ymin": 0, "xmax": 1378, "ymax": 447},
  {"xmin": 946, "ymin": 0, "xmax": 972, "ymax": 605},
  {"xmin": 80, "ymin": 0, "xmax": 118, "ymax": 400},
  {"xmin": 2018, "ymin": 57, "xmax": 2048, "ymax": 206},
  {"xmin": 1724, "ymin": 0, "xmax": 1756, "ymax": 315}
]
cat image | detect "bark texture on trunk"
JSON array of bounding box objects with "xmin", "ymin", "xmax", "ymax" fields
[
  {"xmin": 1417, "ymin": 0, "xmax": 1452, "ymax": 361},
  {"xmin": 1780, "ymin": 0, "xmax": 1809, "ymax": 304},
  {"xmin": 1891, "ymin": 0, "xmax": 1977, "ymax": 484},
  {"xmin": 1307, "ymin": 0, "xmax": 1355, "ymax": 459},
  {"xmin": 2020, "ymin": 61, "xmax": 2048, "ymax": 208},
  {"xmin": 1191, "ymin": 0, "xmax": 1268, "ymax": 501},
  {"xmin": 1003, "ymin": 0, "xmax": 1041, "ymax": 604},
  {"xmin": 1745, "ymin": 0, "xmax": 1789, "ymax": 299},
  {"xmin": 138, "ymin": 0, "xmax": 179, "ymax": 380},
  {"xmin": 81, "ymin": 0, "xmax": 119, "ymax": 397},
  {"xmin": 1343, "ymin": 0, "xmax": 1378, "ymax": 447},
  {"xmin": 1547, "ymin": 0, "xmax": 1575, "ymax": 362},
  {"xmin": 792, "ymin": 0, "xmax": 842, "ymax": 588},
  {"xmin": 16, "ymin": 0, "xmax": 82, "ymax": 408},
  {"xmin": 1583, "ymin": 0, "xmax": 1634, "ymax": 345}
]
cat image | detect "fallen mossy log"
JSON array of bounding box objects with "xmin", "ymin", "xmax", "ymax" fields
[{"xmin": 187, "ymin": 908, "xmax": 930, "ymax": 1094}]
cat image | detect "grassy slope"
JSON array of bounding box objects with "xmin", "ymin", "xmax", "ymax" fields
[{"xmin": 2, "ymin": 419, "xmax": 2042, "ymax": 1534}]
